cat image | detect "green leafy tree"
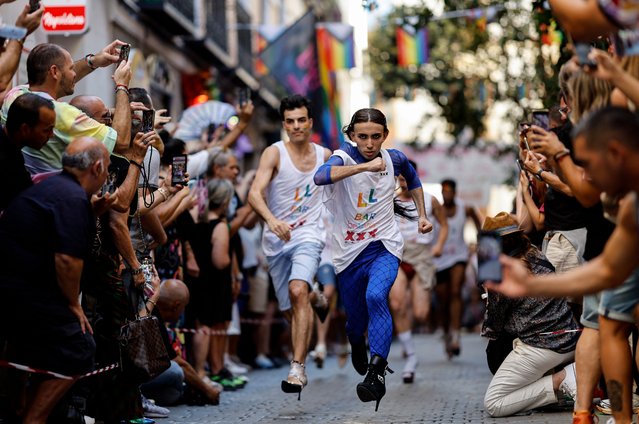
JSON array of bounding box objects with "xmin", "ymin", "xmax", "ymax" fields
[{"xmin": 368, "ymin": 1, "xmax": 569, "ymax": 145}]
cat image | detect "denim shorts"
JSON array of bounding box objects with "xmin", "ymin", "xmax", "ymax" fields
[
  {"xmin": 580, "ymin": 293, "xmax": 601, "ymax": 329},
  {"xmin": 599, "ymin": 268, "xmax": 639, "ymax": 324},
  {"xmin": 316, "ymin": 263, "xmax": 336, "ymax": 287},
  {"xmin": 266, "ymin": 242, "xmax": 323, "ymax": 311}
]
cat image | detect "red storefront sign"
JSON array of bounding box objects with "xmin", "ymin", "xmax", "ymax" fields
[{"xmin": 41, "ymin": 1, "xmax": 88, "ymax": 34}]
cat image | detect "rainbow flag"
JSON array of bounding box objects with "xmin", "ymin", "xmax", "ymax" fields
[
  {"xmin": 396, "ymin": 26, "xmax": 428, "ymax": 67},
  {"xmin": 316, "ymin": 23, "xmax": 356, "ymax": 71}
]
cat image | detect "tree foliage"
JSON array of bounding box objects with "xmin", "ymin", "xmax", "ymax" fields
[{"xmin": 368, "ymin": 0, "xmax": 569, "ymax": 144}]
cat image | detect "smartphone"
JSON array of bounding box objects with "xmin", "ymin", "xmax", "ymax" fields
[
  {"xmin": 118, "ymin": 44, "xmax": 131, "ymax": 65},
  {"xmin": 171, "ymin": 154, "xmax": 187, "ymax": 186},
  {"xmin": 515, "ymin": 158, "xmax": 524, "ymax": 172},
  {"xmin": 100, "ymin": 172, "xmax": 117, "ymax": 197},
  {"xmin": 477, "ymin": 231, "xmax": 503, "ymax": 284},
  {"xmin": 29, "ymin": 0, "xmax": 40, "ymax": 13},
  {"xmin": 238, "ymin": 87, "xmax": 250, "ymax": 107},
  {"xmin": 531, "ymin": 110, "xmax": 550, "ymax": 131},
  {"xmin": 142, "ymin": 109, "xmax": 155, "ymax": 133},
  {"xmin": 575, "ymin": 43, "xmax": 597, "ymax": 69}
]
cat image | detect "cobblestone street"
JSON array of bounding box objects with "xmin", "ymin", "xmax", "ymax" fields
[{"xmin": 160, "ymin": 334, "xmax": 575, "ymax": 423}]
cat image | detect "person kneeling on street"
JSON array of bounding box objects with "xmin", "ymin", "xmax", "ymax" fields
[{"xmin": 481, "ymin": 212, "xmax": 580, "ymax": 417}]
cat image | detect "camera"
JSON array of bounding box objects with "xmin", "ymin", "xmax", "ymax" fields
[
  {"xmin": 142, "ymin": 109, "xmax": 155, "ymax": 133},
  {"xmin": 171, "ymin": 154, "xmax": 188, "ymax": 186},
  {"xmin": 477, "ymin": 231, "xmax": 503, "ymax": 284}
]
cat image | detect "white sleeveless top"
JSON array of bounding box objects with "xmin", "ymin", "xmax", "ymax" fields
[
  {"xmin": 262, "ymin": 141, "xmax": 326, "ymax": 256},
  {"xmin": 396, "ymin": 191, "xmax": 436, "ymax": 245},
  {"xmin": 433, "ymin": 199, "xmax": 470, "ymax": 270},
  {"xmin": 323, "ymin": 148, "xmax": 403, "ymax": 273}
]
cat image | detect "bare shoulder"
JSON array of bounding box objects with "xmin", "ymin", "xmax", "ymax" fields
[{"xmin": 323, "ymin": 147, "xmax": 333, "ymax": 161}]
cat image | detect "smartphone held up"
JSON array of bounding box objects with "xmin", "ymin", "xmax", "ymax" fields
[
  {"xmin": 171, "ymin": 154, "xmax": 188, "ymax": 186},
  {"xmin": 477, "ymin": 231, "xmax": 503, "ymax": 285}
]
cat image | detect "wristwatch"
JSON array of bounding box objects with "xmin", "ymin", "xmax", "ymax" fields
[{"xmin": 534, "ymin": 169, "xmax": 545, "ymax": 181}]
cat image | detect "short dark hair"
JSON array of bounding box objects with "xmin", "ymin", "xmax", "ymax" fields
[
  {"xmin": 279, "ymin": 94, "xmax": 311, "ymax": 120},
  {"xmin": 573, "ymin": 106, "xmax": 639, "ymax": 151},
  {"xmin": 6, "ymin": 93, "xmax": 55, "ymax": 135},
  {"xmin": 129, "ymin": 88, "xmax": 153, "ymax": 109},
  {"xmin": 342, "ymin": 108, "xmax": 389, "ymax": 141},
  {"xmin": 161, "ymin": 138, "xmax": 186, "ymax": 166},
  {"xmin": 27, "ymin": 43, "xmax": 67, "ymax": 86},
  {"xmin": 441, "ymin": 179, "xmax": 457, "ymax": 191}
]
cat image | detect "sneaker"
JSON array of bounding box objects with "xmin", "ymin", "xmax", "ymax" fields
[
  {"xmin": 255, "ymin": 353, "xmax": 275, "ymax": 369},
  {"xmin": 225, "ymin": 358, "xmax": 249, "ymax": 375},
  {"xmin": 141, "ymin": 396, "xmax": 170, "ymax": 419},
  {"xmin": 210, "ymin": 374, "xmax": 241, "ymax": 391},
  {"xmin": 201, "ymin": 375, "xmax": 224, "ymax": 391},
  {"xmin": 559, "ymin": 363, "xmax": 577, "ymax": 402},
  {"xmin": 595, "ymin": 394, "xmax": 639, "ymax": 415}
]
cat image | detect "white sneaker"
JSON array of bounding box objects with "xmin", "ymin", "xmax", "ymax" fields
[
  {"xmin": 225, "ymin": 357, "xmax": 249, "ymax": 375},
  {"xmin": 255, "ymin": 353, "xmax": 275, "ymax": 369},
  {"xmin": 559, "ymin": 363, "xmax": 577, "ymax": 401},
  {"xmin": 142, "ymin": 395, "xmax": 170, "ymax": 418}
]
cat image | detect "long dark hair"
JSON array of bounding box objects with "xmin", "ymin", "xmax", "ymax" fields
[{"xmin": 342, "ymin": 108, "xmax": 389, "ymax": 141}]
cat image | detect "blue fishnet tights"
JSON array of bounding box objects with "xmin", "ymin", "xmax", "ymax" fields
[{"xmin": 337, "ymin": 241, "xmax": 399, "ymax": 359}]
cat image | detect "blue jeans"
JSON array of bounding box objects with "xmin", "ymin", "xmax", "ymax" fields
[{"xmin": 140, "ymin": 360, "xmax": 184, "ymax": 406}]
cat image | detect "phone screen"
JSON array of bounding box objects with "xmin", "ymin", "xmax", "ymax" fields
[
  {"xmin": 142, "ymin": 109, "xmax": 155, "ymax": 133},
  {"xmin": 171, "ymin": 155, "xmax": 187, "ymax": 186},
  {"xmin": 531, "ymin": 110, "xmax": 550, "ymax": 131},
  {"xmin": 118, "ymin": 44, "xmax": 130, "ymax": 65},
  {"xmin": 574, "ymin": 43, "xmax": 597, "ymax": 68},
  {"xmin": 477, "ymin": 231, "xmax": 503, "ymax": 284}
]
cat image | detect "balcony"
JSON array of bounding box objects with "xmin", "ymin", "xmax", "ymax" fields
[{"xmin": 136, "ymin": 0, "xmax": 200, "ymax": 35}]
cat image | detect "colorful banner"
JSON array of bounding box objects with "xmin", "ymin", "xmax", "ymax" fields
[
  {"xmin": 316, "ymin": 23, "xmax": 356, "ymax": 71},
  {"xmin": 254, "ymin": 25, "xmax": 284, "ymax": 76},
  {"xmin": 396, "ymin": 26, "xmax": 428, "ymax": 67}
]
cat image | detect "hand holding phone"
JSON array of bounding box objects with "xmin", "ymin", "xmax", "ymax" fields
[
  {"xmin": 531, "ymin": 110, "xmax": 550, "ymax": 131},
  {"xmin": 575, "ymin": 43, "xmax": 597, "ymax": 69},
  {"xmin": 117, "ymin": 44, "xmax": 130, "ymax": 65},
  {"xmin": 477, "ymin": 231, "xmax": 503, "ymax": 284},
  {"xmin": 171, "ymin": 155, "xmax": 188, "ymax": 186},
  {"xmin": 142, "ymin": 109, "xmax": 155, "ymax": 133}
]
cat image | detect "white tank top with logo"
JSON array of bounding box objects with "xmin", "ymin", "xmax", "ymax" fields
[
  {"xmin": 262, "ymin": 141, "xmax": 326, "ymax": 256},
  {"xmin": 396, "ymin": 191, "xmax": 436, "ymax": 245},
  {"xmin": 324, "ymin": 148, "xmax": 403, "ymax": 273},
  {"xmin": 432, "ymin": 199, "xmax": 469, "ymax": 270}
]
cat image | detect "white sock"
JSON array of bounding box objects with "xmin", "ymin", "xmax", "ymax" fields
[{"xmin": 398, "ymin": 331, "xmax": 415, "ymax": 357}]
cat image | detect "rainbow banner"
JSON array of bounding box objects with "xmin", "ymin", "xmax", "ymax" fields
[
  {"xmin": 316, "ymin": 23, "xmax": 356, "ymax": 71},
  {"xmin": 396, "ymin": 26, "xmax": 429, "ymax": 67},
  {"xmin": 254, "ymin": 25, "xmax": 285, "ymax": 76}
]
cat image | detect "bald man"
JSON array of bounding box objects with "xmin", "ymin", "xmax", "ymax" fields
[
  {"xmin": 141, "ymin": 279, "xmax": 221, "ymax": 406},
  {"xmin": 0, "ymin": 137, "xmax": 108, "ymax": 423}
]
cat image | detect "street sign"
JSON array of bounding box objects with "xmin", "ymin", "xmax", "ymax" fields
[{"xmin": 41, "ymin": 0, "xmax": 88, "ymax": 34}]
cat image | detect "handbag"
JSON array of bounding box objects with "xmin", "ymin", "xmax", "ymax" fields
[{"xmin": 118, "ymin": 315, "xmax": 171, "ymax": 383}]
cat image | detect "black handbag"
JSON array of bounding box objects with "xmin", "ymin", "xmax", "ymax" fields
[{"xmin": 118, "ymin": 315, "xmax": 171, "ymax": 383}]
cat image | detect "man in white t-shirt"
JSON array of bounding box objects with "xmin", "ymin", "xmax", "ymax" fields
[{"xmin": 248, "ymin": 95, "xmax": 331, "ymax": 398}]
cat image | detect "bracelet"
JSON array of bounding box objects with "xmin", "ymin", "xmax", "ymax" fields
[
  {"xmin": 157, "ymin": 187, "xmax": 169, "ymax": 201},
  {"xmin": 131, "ymin": 267, "xmax": 144, "ymax": 275},
  {"xmin": 553, "ymin": 149, "xmax": 571, "ymax": 163},
  {"xmin": 115, "ymin": 85, "xmax": 129, "ymax": 95},
  {"xmin": 85, "ymin": 54, "xmax": 97, "ymax": 70}
]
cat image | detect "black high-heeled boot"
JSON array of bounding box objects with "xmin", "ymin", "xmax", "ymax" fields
[
  {"xmin": 350, "ymin": 341, "xmax": 368, "ymax": 376},
  {"xmin": 356, "ymin": 355, "xmax": 393, "ymax": 412}
]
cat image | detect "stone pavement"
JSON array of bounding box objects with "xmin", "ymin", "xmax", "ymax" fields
[{"xmin": 160, "ymin": 334, "xmax": 575, "ymax": 423}]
